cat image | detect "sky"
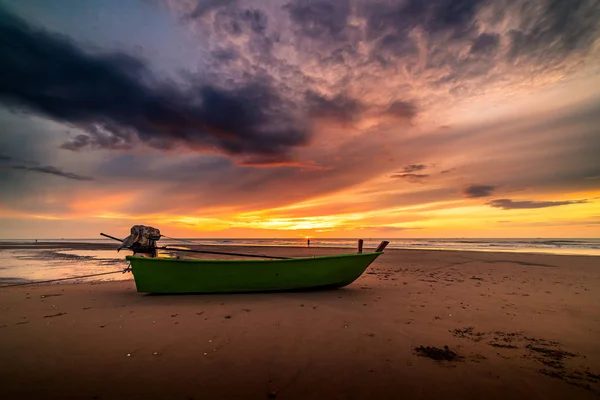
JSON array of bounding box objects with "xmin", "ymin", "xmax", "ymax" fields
[{"xmin": 0, "ymin": 0, "xmax": 599, "ymax": 239}]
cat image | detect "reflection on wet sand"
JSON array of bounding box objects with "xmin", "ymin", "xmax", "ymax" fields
[{"xmin": 0, "ymin": 246, "xmax": 129, "ymax": 284}]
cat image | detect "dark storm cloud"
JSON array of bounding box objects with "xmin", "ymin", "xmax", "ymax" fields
[
  {"xmin": 304, "ymin": 91, "xmax": 417, "ymax": 126},
  {"xmin": 363, "ymin": 0, "xmax": 599, "ymax": 56},
  {"xmin": 170, "ymin": 0, "xmax": 600, "ymax": 149},
  {"xmin": 60, "ymin": 128, "xmax": 134, "ymax": 151},
  {"xmin": 507, "ymin": 0, "xmax": 600, "ymax": 63},
  {"xmin": 0, "ymin": 6, "xmax": 307, "ymax": 161},
  {"xmin": 211, "ymin": 47, "xmax": 239, "ymax": 63},
  {"xmin": 357, "ymin": 0, "xmax": 600, "ymax": 93},
  {"xmin": 470, "ymin": 33, "xmax": 500, "ymax": 54},
  {"xmin": 285, "ymin": 0, "xmax": 350, "ymax": 40},
  {"xmin": 487, "ymin": 199, "xmax": 588, "ymax": 210},
  {"xmin": 183, "ymin": 0, "xmax": 600, "ymax": 86},
  {"xmin": 365, "ymin": 0, "xmax": 486, "ymax": 42},
  {"xmin": 188, "ymin": 0, "xmax": 238, "ymax": 19},
  {"xmin": 363, "ymin": 0, "xmax": 454, "ymax": 58},
  {"xmin": 306, "ymin": 91, "xmax": 363, "ymax": 123},
  {"xmin": 463, "ymin": 184, "xmax": 497, "ymax": 198},
  {"xmin": 213, "ymin": 7, "xmax": 268, "ymax": 36}
]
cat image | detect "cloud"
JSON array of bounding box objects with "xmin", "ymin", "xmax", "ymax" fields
[
  {"xmin": 0, "ymin": 6, "xmax": 310, "ymax": 162},
  {"xmin": 0, "ymin": 4, "xmax": 427, "ymax": 165},
  {"xmin": 390, "ymin": 164, "xmax": 429, "ymax": 182},
  {"xmin": 470, "ymin": 33, "xmax": 500, "ymax": 55},
  {"xmin": 171, "ymin": 0, "xmax": 599, "ymax": 129},
  {"xmin": 391, "ymin": 173, "xmax": 429, "ymax": 183},
  {"xmin": 3, "ymin": 0, "xmax": 588, "ymax": 168},
  {"xmin": 306, "ymin": 91, "xmax": 363, "ymax": 124},
  {"xmin": 385, "ymin": 101, "xmax": 417, "ymax": 120},
  {"xmin": 9, "ymin": 165, "xmax": 94, "ymax": 181},
  {"xmin": 0, "ymin": 154, "xmax": 93, "ymax": 181},
  {"xmin": 365, "ymin": 0, "xmax": 484, "ymax": 42},
  {"xmin": 187, "ymin": 0, "xmax": 238, "ymax": 19},
  {"xmin": 487, "ymin": 198, "xmax": 588, "ymax": 210},
  {"xmin": 462, "ymin": 184, "xmax": 497, "ymax": 198},
  {"xmin": 357, "ymin": 226, "xmax": 422, "ymax": 232},
  {"xmin": 1, "ymin": 0, "xmax": 600, "ymax": 233},
  {"xmin": 285, "ymin": 0, "xmax": 351, "ymax": 41},
  {"xmin": 402, "ymin": 164, "xmax": 427, "ymax": 173},
  {"xmin": 506, "ymin": 0, "xmax": 600, "ymax": 65}
]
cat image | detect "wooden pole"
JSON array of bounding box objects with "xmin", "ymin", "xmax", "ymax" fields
[
  {"xmin": 101, "ymin": 232, "xmax": 123, "ymax": 242},
  {"xmin": 357, "ymin": 239, "xmax": 364, "ymax": 254},
  {"xmin": 375, "ymin": 241, "xmax": 389, "ymax": 252}
]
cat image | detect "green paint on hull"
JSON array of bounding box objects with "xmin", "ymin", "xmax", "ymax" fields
[{"xmin": 126, "ymin": 252, "xmax": 382, "ymax": 294}]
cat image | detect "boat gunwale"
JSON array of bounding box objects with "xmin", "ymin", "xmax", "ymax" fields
[{"xmin": 125, "ymin": 251, "xmax": 383, "ymax": 264}]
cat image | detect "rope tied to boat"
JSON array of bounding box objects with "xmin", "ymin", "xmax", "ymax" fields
[{"xmin": 0, "ymin": 267, "xmax": 131, "ymax": 288}]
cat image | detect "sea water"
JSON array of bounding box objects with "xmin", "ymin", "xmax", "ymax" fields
[{"xmin": 2, "ymin": 237, "xmax": 599, "ymax": 255}]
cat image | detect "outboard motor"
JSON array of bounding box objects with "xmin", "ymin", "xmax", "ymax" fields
[{"xmin": 118, "ymin": 225, "xmax": 161, "ymax": 257}]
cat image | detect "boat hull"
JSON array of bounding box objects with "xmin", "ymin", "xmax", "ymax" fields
[{"xmin": 126, "ymin": 252, "xmax": 382, "ymax": 294}]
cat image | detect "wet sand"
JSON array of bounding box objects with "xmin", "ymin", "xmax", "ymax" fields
[{"xmin": 1, "ymin": 245, "xmax": 599, "ymax": 399}]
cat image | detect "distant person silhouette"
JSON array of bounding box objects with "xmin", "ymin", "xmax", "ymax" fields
[{"xmin": 307, "ymin": 239, "xmax": 310, "ymax": 247}]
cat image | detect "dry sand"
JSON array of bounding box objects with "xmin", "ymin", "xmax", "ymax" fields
[{"xmin": 1, "ymin": 245, "xmax": 599, "ymax": 399}]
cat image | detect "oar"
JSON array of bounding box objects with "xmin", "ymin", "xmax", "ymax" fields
[{"xmin": 100, "ymin": 233, "xmax": 291, "ymax": 260}]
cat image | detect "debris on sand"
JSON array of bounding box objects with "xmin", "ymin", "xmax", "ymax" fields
[
  {"xmin": 524, "ymin": 337, "xmax": 560, "ymax": 346},
  {"xmin": 451, "ymin": 327, "xmax": 598, "ymax": 391},
  {"xmin": 451, "ymin": 327, "xmax": 485, "ymax": 341},
  {"xmin": 488, "ymin": 342, "xmax": 518, "ymax": 349},
  {"xmin": 526, "ymin": 345, "xmax": 577, "ymax": 360},
  {"xmin": 452, "ymin": 327, "xmax": 524, "ymax": 346},
  {"xmin": 40, "ymin": 294, "xmax": 62, "ymax": 298},
  {"xmin": 415, "ymin": 345, "xmax": 462, "ymax": 361},
  {"xmin": 540, "ymin": 369, "xmax": 594, "ymax": 391},
  {"xmin": 452, "ymin": 326, "xmax": 475, "ymax": 335},
  {"xmin": 584, "ymin": 370, "xmax": 600, "ymax": 381},
  {"xmin": 541, "ymin": 359, "xmax": 564, "ymax": 369},
  {"xmin": 43, "ymin": 312, "xmax": 66, "ymax": 318}
]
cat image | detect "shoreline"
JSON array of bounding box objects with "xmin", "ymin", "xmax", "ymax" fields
[
  {"xmin": 1, "ymin": 237, "xmax": 599, "ymax": 257},
  {"xmin": 1, "ymin": 241, "xmax": 599, "ymax": 256}
]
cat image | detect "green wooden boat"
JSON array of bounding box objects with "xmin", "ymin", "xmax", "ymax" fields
[{"xmin": 126, "ymin": 251, "xmax": 384, "ymax": 294}]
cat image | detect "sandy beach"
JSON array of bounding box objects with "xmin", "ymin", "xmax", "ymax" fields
[{"xmin": 1, "ymin": 245, "xmax": 599, "ymax": 399}]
